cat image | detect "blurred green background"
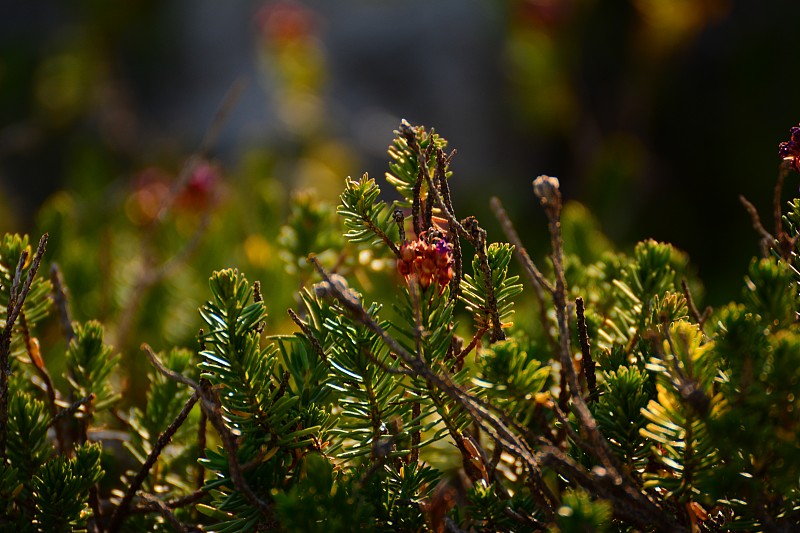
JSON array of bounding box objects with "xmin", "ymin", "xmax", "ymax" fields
[{"xmin": 2, "ymin": 0, "xmax": 800, "ymax": 322}]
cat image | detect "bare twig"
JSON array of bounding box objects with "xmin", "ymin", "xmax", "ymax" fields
[
  {"xmin": 457, "ymin": 326, "xmax": 488, "ymax": 364},
  {"xmin": 0, "ymin": 233, "xmax": 47, "ymax": 462},
  {"xmin": 532, "ymin": 176, "xmax": 675, "ymax": 526},
  {"xmin": 196, "ymin": 408, "xmax": 207, "ymax": 490},
  {"xmin": 536, "ymin": 444, "xmax": 687, "ymax": 533},
  {"xmin": 739, "ymin": 195, "xmax": 774, "ymax": 257},
  {"xmin": 400, "ymin": 121, "xmax": 426, "ymax": 237},
  {"xmin": 489, "ymin": 197, "xmax": 555, "ymax": 295},
  {"xmin": 435, "ymin": 149, "xmax": 463, "ymax": 302},
  {"xmin": 288, "ymin": 308, "xmax": 327, "ymax": 362},
  {"xmin": 393, "ymin": 208, "xmax": 406, "ymax": 243},
  {"xmin": 363, "ymin": 214, "xmax": 402, "ymax": 257},
  {"xmin": 136, "ymin": 492, "xmax": 189, "ymax": 533},
  {"xmin": 141, "ymin": 343, "xmax": 199, "ymax": 389},
  {"xmin": 107, "ymin": 391, "xmax": 199, "ymax": 532},
  {"xmin": 576, "ymin": 297, "xmax": 598, "ymax": 403},
  {"xmin": 130, "ymin": 488, "xmax": 207, "ymax": 514},
  {"xmin": 114, "ymin": 81, "xmax": 244, "ymax": 353},
  {"xmin": 199, "ymin": 77, "xmax": 247, "ymax": 157},
  {"xmin": 20, "ymin": 312, "xmax": 62, "ymax": 450},
  {"xmin": 49, "ymin": 263, "xmax": 75, "ymax": 344},
  {"xmin": 681, "ymin": 279, "xmax": 711, "ymax": 330},
  {"xmin": 408, "ymin": 281, "xmax": 424, "ymax": 465},
  {"xmin": 50, "ymin": 393, "xmax": 95, "ymax": 427},
  {"xmin": 490, "ymin": 196, "xmax": 557, "ymax": 351},
  {"xmin": 774, "ymin": 165, "xmax": 789, "ymax": 238},
  {"xmin": 198, "ymin": 391, "xmax": 274, "ymax": 519}
]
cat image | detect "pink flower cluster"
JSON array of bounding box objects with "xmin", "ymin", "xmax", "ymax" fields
[
  {"xmin": 397, "ymin": 233, "xmax": 454, "ymax": 291},
  {"xmin": 779, "ymin": 125, "xmax": 800, "ymax": 173}
]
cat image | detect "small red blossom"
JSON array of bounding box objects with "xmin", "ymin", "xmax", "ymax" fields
[
  {"xmin": 397, "ymin": 233, "xmax": 454, "ymax": 292},
  {"xmin": 177, "ymin": 162, "xmax": 220, "ymax": 211},
  {"xmin": 255, "ymin": 1, "xmax": 316, "ymax": 45},
  {"xmin": 779, "ymin": 125, "xmax": 800, "ymax": 173}
]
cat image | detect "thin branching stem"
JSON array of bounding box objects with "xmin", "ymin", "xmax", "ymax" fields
[
  {"xmin": 393, "ymin": 208, "xmax": 406, "ymax": 243},
  {"xmin": 400, "ymin": 122, "xmax": 425, "ymax": 237},
  {"xmin": 19, "ymin": 311, "xmax": 62, "ymax": 450},
  {"xmin": 114, "ymin": 82, "xmax": 243, "ymax": 353},
  {"xmin": 364, "ymin": 215, "xmax": 402, "ymax": 257},
  {"xmin": 108, "ymin": 391, "xmax": 199, "ymax": 532},
  {"xmin": 489, "ymin": 197, "xmax": 555, "ymax": 295}
]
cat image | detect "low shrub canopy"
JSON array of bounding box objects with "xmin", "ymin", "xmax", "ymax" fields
[{"xmin": 2, "ymin": 122, "xmax": 800, "ymax": 532}]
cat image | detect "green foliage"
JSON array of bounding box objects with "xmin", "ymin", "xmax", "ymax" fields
[
  {"xmin": 641, "ymin": 323, "xmax": 722, "ymax": 501},
  {"xmin": 0, "ymin": 234, "xmax": 52, "ymax": 358},
  {"xmin": 555, "ymin": 489, "xmax": 612, "ymax": 533},
  {"xmin": 474, "ymin": 339, "xmax": 551, "ymax": 422},
  {"xmin": 385, "ymin": 123, "xmax": 449, "ymax": 207},
  {"xmin": 338, "ymin": 175, "xmax": 399, "ymax": 252},
  {"xmin": 65, "ymin": 321, "xmax": 120, "ymax": 410},
  {"xmin": 278, "ymin": 190, "xmax": 341, "ymax": 275},
  {"xmin": 32, "ymin": 443, "xmax": 103, "ymax": 532},
  {"xmin": 461, "ymin": 242, "xmax": 523, "ymax": 330},
  {"xmin": 272, "ymin": 454, "xmax": 379, "ymax": 532},
  {"xmin": 593, "ymin": 366, "xmax": 652, "ymax": 468},
  {"xmin": 742, "ymin": 257, "xmax": 797, "ymax": 328},
  {"xmin": 5, "ymin": 121, "xmax": 800, "ymax": 532},
  {"xmin": 7, "ymin": 393, "xmax": 50, "ymax": 487}
]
